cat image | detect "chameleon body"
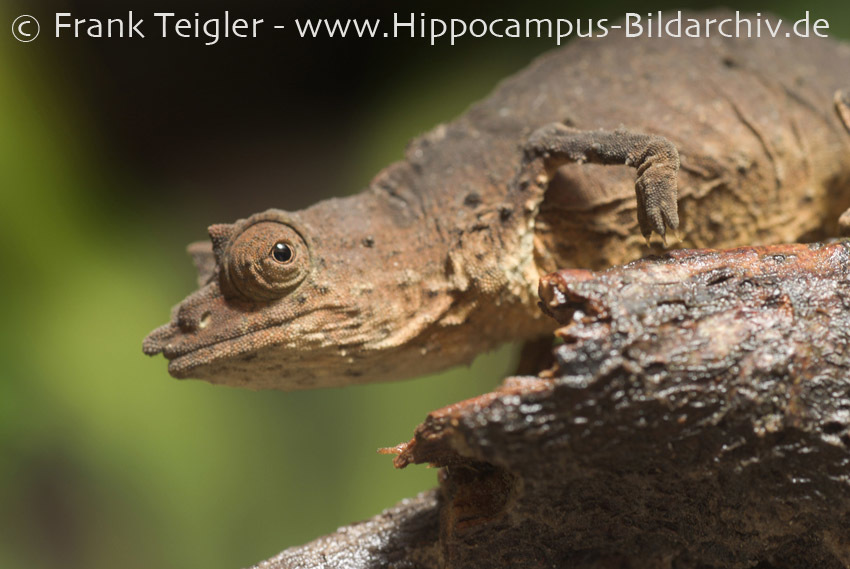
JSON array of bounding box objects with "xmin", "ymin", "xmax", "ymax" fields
[{"xmin": 145, "ymin": 22, "xmax": 850, "ymax": 390}]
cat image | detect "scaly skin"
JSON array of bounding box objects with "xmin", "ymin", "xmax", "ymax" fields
[{"xmin": 144, "ymin": 19, "xmax": 850, "ymax": 390}]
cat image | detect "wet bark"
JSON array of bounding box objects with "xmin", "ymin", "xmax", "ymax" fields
[{"xmin": 251, "ymin": 241, "xmax": 850, "ymax": 569}]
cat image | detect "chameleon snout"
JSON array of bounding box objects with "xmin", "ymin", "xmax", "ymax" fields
[
  {"xmin": 142, "ymin": 285, "xmax": 237, "ymax": 363},
  {"xmin": 175, "ymin": 302, "xmax": 212, "ymax": 334},
  {"xmin": 142, "ymin": 323, "xmax": 172, "ymax": 356}
]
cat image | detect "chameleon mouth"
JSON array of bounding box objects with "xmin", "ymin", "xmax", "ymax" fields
[
  {"xmin": 143, "ymin": 323, "xmax": 269, "ymax": 379},
  {"xmin": 144, "ymin": 316, "xmax": 367, "ymax": 390}
]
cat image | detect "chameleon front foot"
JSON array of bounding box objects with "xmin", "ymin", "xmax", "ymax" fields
[{"xmin": 525, "ymin": 123, "xmax": 680, "ymax": 242}]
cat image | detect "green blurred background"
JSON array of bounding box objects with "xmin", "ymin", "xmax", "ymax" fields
[{"xmin": 1, "ymin": 1, "xmax": 847, "ymax": 568}]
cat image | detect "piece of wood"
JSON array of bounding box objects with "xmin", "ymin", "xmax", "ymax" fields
[
  {"xmin": 253, "ymin": 241, "xmax": 850, "ymax": 569},
  {"xmin": 251, "ymin": 492, "xmax": 441, "ymax": 569}
]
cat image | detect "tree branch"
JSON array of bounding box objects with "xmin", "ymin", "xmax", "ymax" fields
[{"xmin": 251, "ymin": 242, "xmax": 850, "ymax": 569}]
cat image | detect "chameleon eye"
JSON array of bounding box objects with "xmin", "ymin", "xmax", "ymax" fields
[
  {"xmin": 224, "ymin": 221, "xmax": 310, "ymax": 301},
  {"xmin": 271, "ymin": 242, "xmax": 293, "ymax": 264}
]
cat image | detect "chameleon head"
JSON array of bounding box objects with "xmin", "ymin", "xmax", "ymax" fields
[
  {"xmin": 144, "ymin": 209, "xmax": 379, "ymax": 390},
  {"xmin": 142, "ymin": 204, "xmax": 489, "ymax": 390}
]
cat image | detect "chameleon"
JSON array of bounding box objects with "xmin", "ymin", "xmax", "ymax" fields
[{"xmin": 144, "ymin": 20, "xmax": 850, "ymax": 390}]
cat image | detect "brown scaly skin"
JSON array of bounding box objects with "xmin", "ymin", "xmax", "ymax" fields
[{"xmin": 145, "ymin": 17, "xmax": 850, "ymax": 390}]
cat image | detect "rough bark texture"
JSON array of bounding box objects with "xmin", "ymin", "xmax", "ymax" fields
[
  {"xmin": 251, "ymin": 242, "xmax": 850, "ymax": 569},
  {"xmin": 251, "ymin": 492, "xmax": 441, "ymax": 569}
]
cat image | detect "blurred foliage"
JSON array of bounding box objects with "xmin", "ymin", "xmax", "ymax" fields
[{"xmin": 1, "ymin": 1, "xmax": 848, "ymax": 568}]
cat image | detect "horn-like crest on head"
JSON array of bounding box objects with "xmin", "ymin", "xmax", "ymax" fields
[{"xmin": 208, "ymin": 223, "xmax": 236, "ymax": 263}]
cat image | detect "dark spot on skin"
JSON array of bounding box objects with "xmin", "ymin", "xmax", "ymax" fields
[
  {"xmin": 297, "ymin": 295, "xmax": 307, "ymax": 305},
  {"xmin": 499, "ymin": 207, "xmax": 513, "ymax": 222},
  {"xmin": 318, "ymin": 286, "xmax": 330, "ymax": 295},
  {"xmin": 475, "ymin": 253, "xmax": 485, "ymax": 261},
  {"xmin": 427, "ymin": 290, "xmax": 439, "ymax": 298},
  {"xmin": 362, "ymin": 236, "xmax": 375, "ymax": 248},
  {"xmin": 722, "ymin": 55, "xmax": 738, "ymax": 68},
  {"xmin": 464, "ymin": 193, "xmax": 482, "ymax": 208}
]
